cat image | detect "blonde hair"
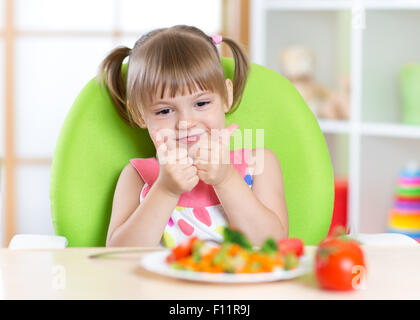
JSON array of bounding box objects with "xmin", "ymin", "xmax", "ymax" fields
[{"xmin": 97, "ymin": 25, "xmax": 249, "ymax": 128}]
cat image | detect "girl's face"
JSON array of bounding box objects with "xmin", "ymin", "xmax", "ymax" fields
[{"xmin": 140, "ymin": 79, "xmax": 233, "ymax": 149}]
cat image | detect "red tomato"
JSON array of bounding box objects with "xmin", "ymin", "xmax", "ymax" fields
[
  {"xmin": 277, "ymin": 238, "xmax": 304, "ymax": 257},
  {"xmin": 315, "ymin": 236, "xmax": 366, "ymax": 291},
  {"xmin": 166, "ymin": 236, "xmax": 198, "ymax": 263}
]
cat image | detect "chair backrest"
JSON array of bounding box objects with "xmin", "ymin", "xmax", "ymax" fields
[{"xmin": 50, "ymin": 58, "xmax": 334, "ymax": 247}]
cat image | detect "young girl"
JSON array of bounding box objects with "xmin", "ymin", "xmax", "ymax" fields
[{"xmin": 98, "ymin": 25, "xmax": 288, "ymax": 248}]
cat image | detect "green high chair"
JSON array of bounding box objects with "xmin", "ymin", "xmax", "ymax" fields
[{"xmin": 49, "ymin": 58, "xmax": 334, "ymax": 247}]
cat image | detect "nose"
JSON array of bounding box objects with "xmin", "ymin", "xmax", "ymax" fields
[{"xmin": 175, "ymin": 110, "xmax": 197, "ymax": 131}]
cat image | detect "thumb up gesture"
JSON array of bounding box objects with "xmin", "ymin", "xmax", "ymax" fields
[{"xmin": 187, "ymin": 123, "xmax": 239, "ymax": 187}]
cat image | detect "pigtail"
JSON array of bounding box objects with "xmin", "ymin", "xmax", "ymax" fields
[
  {"xmin": 220, "ymin": 37, "xmax": 249, "ymax": 113},
  {"xmin": 96, "ymin": 46, "xmax": 136, "ymax": 127}
]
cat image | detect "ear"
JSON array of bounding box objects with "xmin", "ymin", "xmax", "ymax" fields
[
  {"xmin": 224, "ymin": 78, "xmax": 234, "ymax": 113},
  {"xmin": 139, "ymin": 118, "xmax": 147, "ymax": 129},
  {"xmin": 137, "ymin": 110, "xmax": 148, "ymax": 129}
]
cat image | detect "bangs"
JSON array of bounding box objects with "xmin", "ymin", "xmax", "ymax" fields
[{"xmin": 130, "ymin": 32, "xmax": 227, "ymax": 110}]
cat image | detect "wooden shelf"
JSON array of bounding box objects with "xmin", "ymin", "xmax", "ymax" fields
[
  {"xmin": 251, "ymin": 0, "xmax": 420, "ymax": 235},
  {"xmin": 264, "ymin": 0, "xmax": 420, "ymax": 10},
  {"xmin": 318, "ymin": 119, "xmax": 351, "ymax": 134},
  {"xmin": 319, "ymin": 120, "xmax": 420, "ymax": 139},
  {"xmin": 361, "ymin": 122, "xmax": 420, "ymax": 139}
]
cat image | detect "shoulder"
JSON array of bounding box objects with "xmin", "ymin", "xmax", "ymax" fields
[
  {"xmin": 247, "ymin": 148, "xmax": 281, "ymax": 176},
  {"xmin": 122, "ymin": 162, "xmax": 139, "ymax": 176},
  {"xmin": 111, "ymin": 163, "xmax": 145, "ymax": 213},
  {"xmin": 119, "ymin": 162, "xmax": 145, "ymax": 187},
  {"xmin": 128, "ymin": 157, "xmax": 159, "ymax": 185},
  {"xmin": 248, "ymin": 148, "xmax": 277, "ymax": 160}
]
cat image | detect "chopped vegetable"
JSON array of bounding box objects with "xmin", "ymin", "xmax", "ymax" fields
[
  {"xmin": 166, "ymin": 236, "xmax": 198, "ymax": 263},
  {"xmin": 223, "ymin": 227, "xmax": 253, "ymax": 250},
  {"xmin": 166, "ymin": 228, "xmax": 303, "ymax": 274},
  {"xmin": 284, "ymin": 252, "xmax": 300, "ymax": 270},
  {"xmin": 277, "ymin": 238, "xmax": 304, "ymax": 257},
  {"xmin": 259, "ymin": 238, "xmax": 278, "ymax": 255}
]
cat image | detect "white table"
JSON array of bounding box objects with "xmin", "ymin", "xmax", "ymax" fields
[{"xmin": 0, "ymin": 245, "xmax": 419, "ymax": 299}]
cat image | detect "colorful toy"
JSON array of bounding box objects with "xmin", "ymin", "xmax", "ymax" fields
[{"xmin": 388, "ymin": 162, "xmax": 420, "ymax": 243}]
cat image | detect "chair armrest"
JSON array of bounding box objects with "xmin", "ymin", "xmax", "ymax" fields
[{"xmin": 8, "ymin": 234, "xmax": 68, "ymax": 249}]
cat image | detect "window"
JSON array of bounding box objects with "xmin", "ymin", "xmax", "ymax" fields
[{"xmin": 0, "ymin": 0, "xmax": 222, "ymax": 246}]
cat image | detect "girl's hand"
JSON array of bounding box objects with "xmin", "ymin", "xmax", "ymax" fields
[
  {"xmin": 152, "ymin": 130, "xmax": 199, "ymax": 197},
  {"xmin": 188, "ymin": 124, "xmax": 239, "ymax": 187}
]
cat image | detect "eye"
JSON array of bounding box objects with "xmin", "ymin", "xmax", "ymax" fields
[
  {"xmin": 196, "ymin": 100, "xmax": 210, "ymax": 108},
  {"xmin": 155, "ymin": 108, "xmax": 173, "ymax": 115}
]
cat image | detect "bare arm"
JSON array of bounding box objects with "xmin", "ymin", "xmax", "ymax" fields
[
  {"xmin": 106, "ymin": 163, "xmax": 179, "ymax": 247},
  {"xmin": 213, "ymin": 148, "xmax": 289, "ymax": 246}
]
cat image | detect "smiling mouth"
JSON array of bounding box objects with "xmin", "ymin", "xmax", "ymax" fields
[{"xmin": 177, "ymin": 133, "xmax": 202, "ymax": 143}]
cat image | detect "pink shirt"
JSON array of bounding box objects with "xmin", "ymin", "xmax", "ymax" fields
[{"xmin": 129, "ymin": 148, "xmax": 253, "ymax": 248}]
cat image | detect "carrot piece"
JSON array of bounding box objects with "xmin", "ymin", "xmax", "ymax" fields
[
  {"xmin": 238, "ymin": 265, "xmax": 252, "ymax": 273},
  {"xmin": 249, "ymin": 253, "xmax": 260, "ymax": 262},
  {"xmin": 228, "ymin": 243, "xmax": 241, "ymax": 256},
  {"xmin": 205, "ymin": 265, "xmax": 222, "ymax": 273}
]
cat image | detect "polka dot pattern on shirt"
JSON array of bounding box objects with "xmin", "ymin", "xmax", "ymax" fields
[
  {"xmin": 244, "ymin": 174, "xmax": 253, "ymax": 186},
  {"xmin": 178, "ymin": 219, "xmax": 194, "ymax": 236},
  {"xmin": 193, "ymin": 207, "xmax": 212, "ymax": 227},
  {"xmin": 168, "ymin": 217, "xmax": 174, "ymax": 227},
  {"xmin": 134, "ymin": 150, "xmax": 254, "ymax": 247}
]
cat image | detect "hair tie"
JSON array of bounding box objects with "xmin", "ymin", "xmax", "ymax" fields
[{"xmin": 211, "ymin": 34, "xmax": 223, "ymax": 45}]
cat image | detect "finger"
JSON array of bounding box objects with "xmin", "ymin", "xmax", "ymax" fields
[
  {"xmin": 164, "ymin": 133, "xmax": 177, "ymax": 151},
  {"xmin": 188, "ymin": 174, "xmax": 200, "ymax": 187},
  {"xmin": 153, "ymin": 128, "xmax": 177, "ymax": 151},
  {"xmin": 175, "ymin": 145, "xmax": 188, "ymax": 160},
  {"xmin": 195, "ymin": 168, "xmax": 207, "ymax": 182},
  {"xmin": 165, "ymin": 147, "xmax": 178, "ymax": 165},
  {"xmin": 156, "ymin": 143, "xmax": 168, "ymax": 163},
  {"xmin": 168, "ymin": 147, "xmax": 188, "ymax": 165},
  {"xmin": 151, "ymin": 129, "xmax": 169, "ymax": 163},
  {"xmin": 219, "ymin": 123, "xmax": 239, "ymax": 145},
  {"xmin": 184, "ymin": 165, "xmax": 198, "ymax": 179},
  {"xmin": 176, "ymin": 151, "xmax": 193, "ymax": 165},
  {"xmin": 150, "ymin": 127, "xmax": 160, "ymax": 143},
  {"xmin": 193, "ymin": 151, "xmax": 214, "ymax": 166},
  {"xmin": 151, "ymin": 128, "xmax": 178, "ymax": 159},
  {"xmin": 196, "ymin": 147, "xmax": 211, "ymax": 162},
  {"xmin": 209, "ymin": 128, "xmax": 221, "ymax": 143},
  {"xmin": 180, "ymin": 156, "xmax": 194, "ymax": 166},
  {"xmin": 226, "ymin": 123, "xmax": 240, "ymax": 137},
  {"xmin": 198, "ymin": 136, "xmax": 222, "ymax": 163},
  {"xmin": 187, "ymin": 131, "xmax": 211, "ymax": 160},
  {"xmin": 151, "ymin": 128, "xmax": 163, "ymax": 150},
  {"xmin": 187, "ymin": 142, "xmax": 200, "ymax": 159},
  {"xmin": 196, "ymin": 130, "xmax": 211, "ymax": 148},
  {"xmin": 193, "ymin": 158, "xmax": 209, "ymax": 167},
  {"xmin": 187, "ymin": 156, "xmax": 194, "ymax": 165},
  {"xmin": 188, "ymin": 142, "xmax": 211, "ymax": 162}
]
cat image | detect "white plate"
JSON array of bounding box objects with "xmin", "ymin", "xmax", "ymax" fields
[{"xmin": 140, "ymin": 250, "xmax": 312, "ymax": 283}]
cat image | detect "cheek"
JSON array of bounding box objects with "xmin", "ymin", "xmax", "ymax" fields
[
  {"xmin": 148, "ymin": 117, "xmax": 174, "ymax": 130},
  {"xmin": 203, "ymin": 106, "xmax": 226, "ymax": 129},
  {"xmin": 147, "ymin": 121, "xmax": 174, "ymax": 143}
]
